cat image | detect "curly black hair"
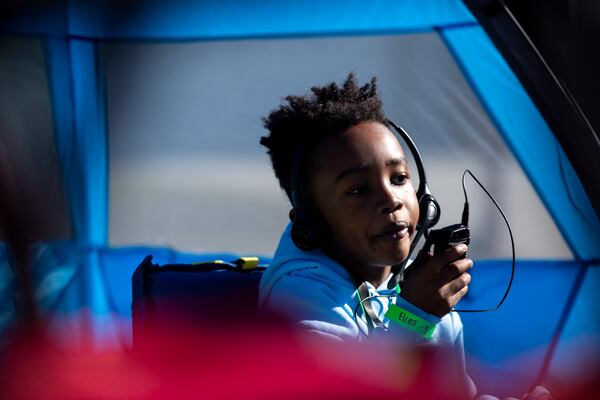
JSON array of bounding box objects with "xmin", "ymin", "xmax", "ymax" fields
[{"xmin": 260, "ymin": 72, "xmax": 389, "ymax": 202}]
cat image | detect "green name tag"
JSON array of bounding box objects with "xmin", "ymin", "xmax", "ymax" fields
[{"xmin": 385, "ymin": 304, "xmax": 436, "ymax": 339}]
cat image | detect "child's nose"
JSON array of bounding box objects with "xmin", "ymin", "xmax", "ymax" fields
[{"xmin": 377, "ymin": 183, "xmax": 403, "ymax": 214}]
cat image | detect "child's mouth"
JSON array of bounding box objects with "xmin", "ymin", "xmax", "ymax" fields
[{"xmin": 372, "ymin": 223, "xmax": 410, "ymax": 242}]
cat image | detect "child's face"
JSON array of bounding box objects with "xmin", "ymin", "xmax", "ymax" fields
[{"xmin": 308, "ymin": 122, "xmax": 420, "ymax": 279}]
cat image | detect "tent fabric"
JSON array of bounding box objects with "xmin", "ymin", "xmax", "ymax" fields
[
  {"xmin": 6, "ymin": 0, "xmax": 476, "ymax": 38},
  {"xmin": 459, "ymin": 259, "xmax": 588, "ymax": 395},
  {"xmin": 69, "ymin": 39, "xmax": 109, "ymax": 246},
  {"xmin": 464, "ymin": 0, "xmax": 600, "ymax": 226},
  {"xmin": 8, "ymin": 0, "xmax": 592, "ymax": 258},
  {"xmin": 548, "ymin": 263, "xmax": 600, "ymax": 385},
  {"xmin": 0, "ymin": 0, "xmax": 598, "ymax": 395},
  {"xmin": 44, "ymin": 38, "xmax": 108, "ymax": 246},
  {"xmin": 441, "ymin": 26, "xmax": 600, "ymax": 260}
]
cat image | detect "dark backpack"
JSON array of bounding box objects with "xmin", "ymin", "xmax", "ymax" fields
[{"xmin": 131, "ymin": 255, "xmax": 266, "ymax": 347}]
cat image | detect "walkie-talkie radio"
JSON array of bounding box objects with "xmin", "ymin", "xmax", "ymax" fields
[{"xmin": 420, "ymin": 223, "xmax": 470, "ymax": 258}]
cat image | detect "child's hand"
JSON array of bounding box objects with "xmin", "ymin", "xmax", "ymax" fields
[{"xmin": 399, "ymin": 244, "xmax": 472, "ymax": 318}]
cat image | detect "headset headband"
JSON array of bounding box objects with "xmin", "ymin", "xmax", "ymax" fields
[
  {"xmin": 386, "ymin": 120, "xmax": 440, "ymax": 288},
  {"xmin": 386, "ymin": 120, "xmax": 427, "ymax": 200}
]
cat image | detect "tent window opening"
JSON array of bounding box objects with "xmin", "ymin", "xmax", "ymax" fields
[{"xmin": 102, "ymin": 33, "xmax": 572, "ymax": 259}]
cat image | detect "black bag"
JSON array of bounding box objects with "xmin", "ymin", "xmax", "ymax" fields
[{"xmin": 131, "ymin": 255, "xmax": 266, "ymax": 347}]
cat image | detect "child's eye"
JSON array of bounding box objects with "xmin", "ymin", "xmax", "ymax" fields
[
  {"xmin": 391, "ymin": 173, "xmax": 409, "ymax": 185},
  {"xmin": 347, "ymin": 185, "xmax": 367, "ymax": 196}
]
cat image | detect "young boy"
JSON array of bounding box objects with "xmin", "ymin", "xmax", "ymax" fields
[
  {"xmin": 259, "ymin": 73, "xmax": 472, "ymax": 345},
  {"xmin": 258, "ymin": 73, "xmax": 552, "ymax": 400}
]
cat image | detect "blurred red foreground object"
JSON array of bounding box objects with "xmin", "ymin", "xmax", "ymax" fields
[{"xmin": 1, "ymin": 314, "xmax": 473, "ymax": 400}]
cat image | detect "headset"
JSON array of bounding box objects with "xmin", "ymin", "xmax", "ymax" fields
[
  {"xmin": 288, "ymin": 120, "xmax": 441, "ymax": 287},
  {"xmin": 289, "ymin": 120, "xmax": 515, "ymax": 321}
]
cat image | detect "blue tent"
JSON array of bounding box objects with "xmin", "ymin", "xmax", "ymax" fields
[{"xmin": 1, "ymin": 0, "xmax": 599, "ymax": 396}]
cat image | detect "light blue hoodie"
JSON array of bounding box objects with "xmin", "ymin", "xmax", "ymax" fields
[
  {"xmin": 259, "ymin": 224, "xmax": 466, "ymax": 347},
  {"xmin": 259, "ymin": 224, "xmax": 477, "ymax": 397}
]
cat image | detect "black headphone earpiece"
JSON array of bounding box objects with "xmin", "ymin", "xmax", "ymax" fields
[
  {"xmin": 289, "ymin": 207, "xmax": 330, "ymax": 251},
  {"xmin": 417, "ymin": 192, "xmax": 441, "ymax": 232},
  {"xmin": 288, "ymin": 147, "xmax": 331, "ymax": 251}
]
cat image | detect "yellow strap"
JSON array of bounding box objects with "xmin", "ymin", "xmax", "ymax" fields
[{"xmin": 237, "ymin": 257, "xmax": 259, "ymax": 270}]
